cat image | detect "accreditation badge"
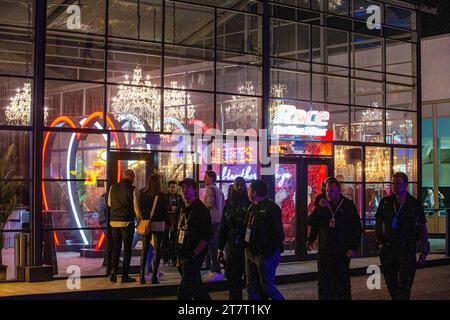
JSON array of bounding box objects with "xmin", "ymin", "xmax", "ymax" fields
[
  {"xmin": 329, "ymin": 217, "xmax": 336, "ymax": 229},
  {"xmin": 244, "ymin": 228, "xmax": 252, "ymax": 243},
  {"xmin": 178, "ymin": 229, "xmax": 186, "ymax": 244}
]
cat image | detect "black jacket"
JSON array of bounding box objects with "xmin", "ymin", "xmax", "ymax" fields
[
  {"xmin": 308, "ymin": 196, "xmax": 362, "ymax": 255},
  {"xmin": 218, "ymin": 200, "xmax": 247, "ymax": 251},
  {"xmin": 244, "ymin": 198, "xmax": 284, "ymax": 257},
  {"xmin": 109, "ymin": 180, "xmax": 135, "ymax": 222},
  {"xmin": 176, "ymin": 199, "xmax": 212, "ymax": 259},
  {"xmin": 137, "ymin": 190, "xmax": 169, "ymax": 222},
  {"xmin": 375, "ymin": 193, "xmax": 426, "ymax": 248}
]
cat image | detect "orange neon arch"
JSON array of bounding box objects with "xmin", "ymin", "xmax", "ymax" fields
[
  {"xmin": 76, "ymin": 112, "xmax": 122, "ymax": 182},
  {"xmin": 42, "ymin": 116, "xmax": 77, "ymax": 211}
]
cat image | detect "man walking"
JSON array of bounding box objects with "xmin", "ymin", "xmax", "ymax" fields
[
  {"xmin": 176, "ymin": 178, "xmax": 212, "ymax": 300},
  {"xmin": 244, "ymin": 179, "xmax": 285, "ymax": 300},
  {"xmin": 108, "ymin": 169, "xmax": 137, "ymax": 283},
  {"xmin": 376, "ymin": 172, "xmax": 429, "ymax": 300},
  {"xmin": 307, "ymin": 177, "xmax": 362, "ymax": 300},
  {"xmin": 203, "ymin": 170, "xmax": 225, "ymax": 282}
]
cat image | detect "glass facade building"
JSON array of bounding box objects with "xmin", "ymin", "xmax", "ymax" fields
[{"xmin": 0, "ymin": 0, "xmax": 420, "ymax": 281}]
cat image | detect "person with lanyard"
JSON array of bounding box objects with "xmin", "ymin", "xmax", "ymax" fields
[
  {"xmin": 162, "ymin": 180, "xmax": 183, "ymax": 267},
  {"xmin": 218, "ymin": 176, "xmax": 250, "ymax": 300},
  {"xmin": 176, "ymin": 178, "xmax": 212, "ymax": 300},
  {"xmin": 307, "ymin": 177, "xmax": 362, "ymax": 300},
  {"xmin": 375, "ymin": 172, "xmax": 429, "ymax": 300},
  {"xmin": 243, "ymin": 179, "xmax": 285, "ymax": 300}
]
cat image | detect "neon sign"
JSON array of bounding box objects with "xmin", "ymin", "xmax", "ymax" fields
[
  {"xmin": 272, "ymin": 104, "xmax": 330, "ymax": 137},
  {"xmin": 221, "ymin": 165, "xmax": 257, "ymax": 181}
]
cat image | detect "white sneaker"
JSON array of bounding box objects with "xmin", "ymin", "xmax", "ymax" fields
[{"xmin": 203, "ymin": 272, "xmax": 225, "ymax": 282}]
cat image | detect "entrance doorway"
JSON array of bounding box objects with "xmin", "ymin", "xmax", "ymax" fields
[
  {"xmin": 274, "ymin": 157, "xmax": 333, "ymax": 260},
  {"xmin": 105, "ymin": 151, "xmax": 157, "ymax": 274}
]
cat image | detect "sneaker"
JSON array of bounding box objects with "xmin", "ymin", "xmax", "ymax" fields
[
  {"xmin": 203, "ymin": 272, "xmax": 225, "ymax": 282},
  {"xmin": 157, "ymin": 270, "xmax": 165, "ymax": 277}
]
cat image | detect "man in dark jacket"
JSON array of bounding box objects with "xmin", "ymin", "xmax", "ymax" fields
[
  {"xmin": 176, "ymin": 178, "xmax": 212, "ymax": 300},
  {"xmin": 376, "ymin": 172, "xmax": 429, "ymax": 300},
  {"xmin": 307, "ymin": 177, "xmax": 362, "ymax": 300},
  {"xmin": 108, "ymin": 169, "xmax": 137, "ymax": 283},
  {"xmin": 163, "ymin": 180, "xmax": 183, "ymax": 266},
  {"xmin": 244, "ymin": 179, "xmax": 285, "ymax": 300}
]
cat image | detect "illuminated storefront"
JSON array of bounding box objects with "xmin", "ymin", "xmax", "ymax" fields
[{"xmin": 0, "ymin": 0, "xmax": 420, "ymax": 281}]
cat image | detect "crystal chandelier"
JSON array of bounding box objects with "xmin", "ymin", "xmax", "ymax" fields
[
  {"xmin": 225, "ymin": 81, "xmax": 258, "ymax": 123},
  {"xmin": 111, "ymin": 65, "xmax": 195, "ymax": 131},
  {"xmin": 328, "ymin": 0, "xmax": 343, "ymax": 10},
  {"xmin": 164, "ymin": 81, "xmax": 195, "ymax": 122},
  {"xmin": 111, "ymin": 65, "xmax": 160, "ymax": 130},
  {"xmin": 5, "ymin": 83, "xmax": 48, "ymax": 125}
]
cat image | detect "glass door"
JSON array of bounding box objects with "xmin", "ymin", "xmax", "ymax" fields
[
  {"xmin": 105, "ymin": 151, "xmax": 156, "ymax": 275},
  {"xmin": 275, "ymin": 158, "xmax": 333, "ymax": 260}
]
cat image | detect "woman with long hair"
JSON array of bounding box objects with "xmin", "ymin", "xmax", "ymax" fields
[
  {"xmin": 137, "ymin": 173, "xmax": 169, "ymax": 284},
  {"xmin": 217, "ymin": 177, "xmax": 249, "ymax": 300}
]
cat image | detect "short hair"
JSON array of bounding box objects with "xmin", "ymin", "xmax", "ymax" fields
[
  {"xmin": 168, "ymin": 180, "xmax": 177, "ymax": 187},
  {"xmin": 123, "ymin": 169, "xmax": 135, "ymax": 180},
  {"xmin": 325, "ymin": 177, "xmax": 341, "ymax": 190},
  {"xmin": 205, "ymin": 170, "xmax": 217, "ymax": 182},
  {"xmin": 249, "ymin": 180, "xmax": 268, "ymax": 197},
  {"xmin": 393, "ymin": 172, "xmax": 408, "ymax": 184}
]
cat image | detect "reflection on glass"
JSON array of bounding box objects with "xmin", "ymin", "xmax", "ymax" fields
[{"xmin": 275, "ymin": 164, "xmax": 296, "ymax": 250}]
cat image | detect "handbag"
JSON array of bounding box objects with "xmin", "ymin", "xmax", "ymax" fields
[{"xmin": 137, "ymin": 195, "xmax": 158, "ymax": 236}]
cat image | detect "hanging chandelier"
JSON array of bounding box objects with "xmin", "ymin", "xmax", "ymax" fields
[
  {"xmin": 111, "ymin": 65, "xmax": 195, "ymax": 131},
  {"xmin": 225, "ymin": 81, "xmax": 258, "ymax": 123},
  {"xmin": 328, "ymin": 0, "xmax": 343, "ymax": 11},
  {"xmin": 5, "ymin": 82, "xmax": 48, "ymax": 125}
]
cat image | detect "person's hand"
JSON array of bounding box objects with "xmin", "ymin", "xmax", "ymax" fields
[
  {"xmin": 319, "ymin": 199, "xmax": 329, "ymax": 208},
  {"xmin": 218, "ymin": 251, "xmax": 225, "ymax": 265},
  {"xmin": 418, "ymin": 252, "xmax": 428, "ymax": 266},
  {"xmin": 346, "ymin": 250, "xmax": 355, "ymax": 258}
]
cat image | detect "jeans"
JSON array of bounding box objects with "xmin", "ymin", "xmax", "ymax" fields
[
  {"xmin": 380, "ymin": 244, "xmax": 417, "ymax": 300},
  {"xmin": 111, "ymin": 223, "xmax": 134, "ymax": 276},
  {"xmin": 205, "ymin": 223, "xmax": 221, "ymax": 273},
  {"xmin": 245, "ymin": 249, "xmax": 284, "ymax": 300},
  {"xmin": 177, "ymin": 251, "xmax": 211, "ymax": 300},
  {"xmin": 317, "ymin": 252, "xmax": 352, "ymax": 300},
  {"xmin": 141, "ymin": 231, "xmax": 164, "ymax": 281}
]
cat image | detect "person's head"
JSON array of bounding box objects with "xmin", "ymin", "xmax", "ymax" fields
[
  {"xmin": 204, "ymin": 170, "xmax": 217, "ymax": 186},
  {"xmin": 325, "ymin": 177, "xmax": 342, "ymax": 203},
  {"xmin": 392, "ymin": 172, "xmax": 408, "ymax": 196},
  {"xmin": 122, "ymin": 169, "xmax": 135, "ymax": 184},
  {"xmin": 233, "ymin": 176, "xmax": 247, "ymax": 194},
  {"xmin": 145, "ymin": 173, "xmax": 162, "ymax": 197},
  {"xmin": 168, "ymin": 180, "xmax": 178, "ymax": 195},
  {"xmin": 428, "ymin": 188, "xmax": 434, "ymax": 196},
  {"xmin": 178, "ymin": 178, "xmax": 198, "ymax": 204},
  {"xmin": 248, "ymin": 180, "xmax": 268, "ymax": 204},
  {"xmin": 336, "ymin": 174, "xmax": 345, "ymax": 182}
]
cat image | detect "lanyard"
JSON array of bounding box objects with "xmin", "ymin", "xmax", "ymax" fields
[
  {"xmin": 392, "ymin": 199, "xmax": 405, "ymax": 229},
  {"xmin": 329, "ymin": 198, "xmax": 344, "ymax": 219}
]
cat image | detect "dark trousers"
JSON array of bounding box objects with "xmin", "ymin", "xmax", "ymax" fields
[
  {"xmin": 224, "ymin": 245, "xmax": 245, "ymax": 300},
  {"xmin": 162, "ymin": 229, "xmax": 177, "ymax": 265},
  {"xmin": 177, "ymin": 252, "xmax": 211, "ymax": 300},
  {"xmin": 380, "ymin": 245, "xmax": 417, "ymax": 300},
  {"xmin": 111, "ymin": 223, "xmax": 134, "ymax": 276},
  {"xmin": 245, "ymin": 249, "xmax": 285, "ymax": 300},
  {"xmin": 141, "ymin": 231, "xmax": 164, "ymax": 281},
  {"xmin": 317, "ymin": 253, "xmax": 352, "ymax": 300}
]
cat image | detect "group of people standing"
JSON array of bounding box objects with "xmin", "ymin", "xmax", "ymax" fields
[{"xmin": 106, "ymin": 168, "xmax": 429, "ymax": 301}]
